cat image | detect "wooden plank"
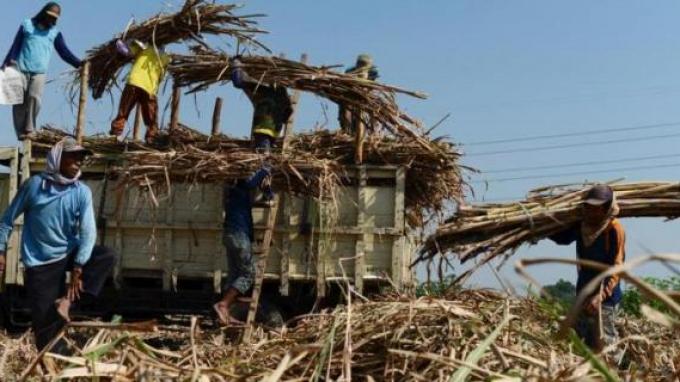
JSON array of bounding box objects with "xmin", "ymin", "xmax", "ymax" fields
[
  {"xmin": 2, "ymin": 148, "xmax": 19, "ymax": 287},
  {"xmin": 211, "ymin": 97, "xmax": 223, "ymax": 137},
  {"xmin": 213, "ymin": 186, "xmax": 224, "ymax": 294},
  {"xmin": 278, "ymin": 195, "xmax": 293, "ymax": 296},
  {"xmin": 76, "ymin": 61, "xmax": 90, "ymax": 144},
  {"xmin": 243, "ymin": 53, "xmax": 307, "ymax": 343},
  {"xmin": 170, "ymin": 84, "xmax": 181, "ymax": 131},
  {"xmin": 163, "ymin": 191, "xmax": 174, "ymax": 291},
  {"xmin": 354, "ymin": 166, "xmax": 367, "ymax": 293},
  {"xmin": 391, "ymin": 167, "xmax": 406, "ymax": 290},
  {"xmin": 355, "ymin": 120, "xmax": 365, "ymax": 164},
  {"xmin": 113, "ymin": 181, "xmax": 129, "ymax": 290},
  {"xmin": 15, "ymin": 141, "xmax": 31, "ymax": 286}
]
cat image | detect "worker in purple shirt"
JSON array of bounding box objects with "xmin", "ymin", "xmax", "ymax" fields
[{"xmin": 2, "ymin": 2, "xmax": 82, "ymax": 140}]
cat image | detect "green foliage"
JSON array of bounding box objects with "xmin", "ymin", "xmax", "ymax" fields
[
  {"xmin": 415, "ymin": 275, "xmax": 458, "ymax": 297},
  {"xmin": 543, "ymin": 279, "xmax": 576, "ymax": 306},
  {"xmin": 620, "ymin": 276, "xmax": 680, "ymax": 317}
]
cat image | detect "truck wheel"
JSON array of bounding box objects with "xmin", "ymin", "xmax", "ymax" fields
[
  {"xmin": 257, "ymin": 299, "xmax": 284, "ymax": 329},
  {"xmin": 227, "ymin": 299, "xmax": 284, "ymax": 329}
]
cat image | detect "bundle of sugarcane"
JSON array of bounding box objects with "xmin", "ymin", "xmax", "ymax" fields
[
  {"xmin": 78, "ymin": 0, "xmax": 268, "ymax": 99},
  {"xmin": 169, "ymin": 49, "xmax": 431, "ymax": 146},
  {"xmin": 417, "ymin": 182, "xmax": 680, "ymax": 270},
  {"xmin": 31, "ymin": 126, "xmax": 467, "ymax": 226},
  {"xmin": 288, "ymin": 130, "xmax": 472, "ymax": 226}
]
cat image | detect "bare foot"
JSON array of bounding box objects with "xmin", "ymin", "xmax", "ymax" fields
[
  {"xmin": 55, "ymin": 298, "xmax": 71, "ymax": 322},
  {"xmin": 213, "ymin": 302, "xmax": 230, "ymax": 326}
]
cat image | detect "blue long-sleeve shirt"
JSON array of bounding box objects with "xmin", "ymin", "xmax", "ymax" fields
[
  {"xmin": 3, "ymin": 22, "xmax": 81, "ymax": 73},
  {"xmin": 223, "ymin": 168, "xmax": 270, "ymax": 240},
  {"xmin": 0, "ymin": 174, "xmax": 96, "ymax": 268}
]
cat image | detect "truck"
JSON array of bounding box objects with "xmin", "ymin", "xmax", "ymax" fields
[{"xmin": 0, "ymin": 140, "xmax": 416, "ymax": 326}]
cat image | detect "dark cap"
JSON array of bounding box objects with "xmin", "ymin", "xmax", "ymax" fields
[
  {"xmin": 583, "ymin": 184, "xmax": 613, "ymax": 206},
  {"xmin": 61, "ymin": 137, "xmax": 93, "ymax": 156}
]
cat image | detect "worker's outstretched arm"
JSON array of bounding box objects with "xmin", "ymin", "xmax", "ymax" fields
[
  {"xmin": 231, "ymin": 64, "xmax": 258, "ymax": 91},
  {"xmin": 74, "ymin": 187, "xmax": 96, "ymax": 267},
  {"xmin": 0, "ymin": 177, "xmax": 34, "ymax": 252},
  {"xmin": 54, "ymin": 33, "xmax": 82, "ymax": 69},
  {"xmin": 245, "ymin": 166, "xmax": 271, "ymax": 189},
  {"xmin": 3, "ymin": 26, "xmax": 24, "ymax": 69}
]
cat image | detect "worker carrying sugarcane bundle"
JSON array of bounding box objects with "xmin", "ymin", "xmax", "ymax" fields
[
  {"xmin": 338, "ymin": 54, "xmax": 379, "ymax": 134},
  {"xmin": 2, "ymin": 2, "xmax": 83, "ymax": 140},
  {"xmin": 0, "ymin": 137, "xmax": 116, "ymax": 353},
  {"xmin": 230, "ymin": 56, "xmax": 293, "ymax": 153},
  {"xmin": 548, "ymin": 184, "xmax": 624, "ymax": 361},
  {"xmin": 213, "ymin": 166, "xmax": 271, "ymax": 325},
  {"xmin": 110, "ymin": 39, "xmax": 170, "ymax": 143}
]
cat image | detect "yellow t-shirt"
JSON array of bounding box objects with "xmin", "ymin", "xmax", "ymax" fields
[{"xmin": 127, "ymin": 47, "xmax": 170, "ymax": 97}]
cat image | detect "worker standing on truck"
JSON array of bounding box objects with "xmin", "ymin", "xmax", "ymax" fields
[
  {"xmin": 230, "ymin": 57, "xmax": 293, "ymax": 152},
  {"xmin": 338, "ymin": 54, "xmax": 379, "ymax": 134},
  {"xmin": 2, "ymin": 2, "xmax": 82, "ymax": 140},
  {"xmin": 214, "ymin": 166, "xmax": 271, "ymax": 325},
  {"xmin": 0, "ymin": 137, "xmax": 116, "ymax": 352},
  {"xmin": 110, "ymin": 39, "xmax": 171, "ymax": 143},
  {"xmin": 549, "ymin": 184, "xmax": 624, "ymax": 358}
]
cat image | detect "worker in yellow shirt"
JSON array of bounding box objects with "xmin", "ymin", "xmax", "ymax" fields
[{"xmin": 110, "ymin": 39, "xmax": 170, "ymax": 143}]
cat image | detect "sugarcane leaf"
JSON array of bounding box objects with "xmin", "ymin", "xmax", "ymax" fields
[{"xmin": 449, "ymin": 312, "xmax": 515, "ymax": 382}]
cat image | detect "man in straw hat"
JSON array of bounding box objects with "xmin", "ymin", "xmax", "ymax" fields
[
  {"xmin": 549, "ymin": 184, "xmax": 625, "ymax": 355},
  {"xmin": 0, "ymin": 137, "xmax": 116, "ymax": 352},
  {"xmin": 338, "ymin": 54, "xmax": 379, "ymax": 134}
]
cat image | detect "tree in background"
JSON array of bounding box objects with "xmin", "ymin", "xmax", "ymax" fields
[{"xmin": 543, "ymin": 278, "xmax": 577, "ymax": 306}]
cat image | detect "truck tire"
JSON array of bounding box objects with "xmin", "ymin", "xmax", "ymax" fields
[{"xmin": 228, "ymin": 298, "xmax": 284, "ymax": 329}]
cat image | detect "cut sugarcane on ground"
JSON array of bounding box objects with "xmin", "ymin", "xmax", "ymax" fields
[
  {"xmin": 418, "ymin": 182, "xmax": 680, "ymax": 277},
  {"xmin": 2, "ymin": 290, "xmax": 678, "ymax": 381}
]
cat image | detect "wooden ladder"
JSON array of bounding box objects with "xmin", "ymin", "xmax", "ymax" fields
[{"xmin": 242, "ymin": 54, "xmax": 308, "ymax": 343}]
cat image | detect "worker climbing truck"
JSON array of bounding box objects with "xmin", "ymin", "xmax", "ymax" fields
[{"xmin": 0, "ymin": 140, "xmax": 416, "ymax": 327}]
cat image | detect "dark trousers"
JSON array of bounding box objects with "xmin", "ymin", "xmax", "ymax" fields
[
  {"xmin": 110, "ymin": 84, "xmax": 159, "ymax": 140},
  {"xmin": 25, "ymin": 245, "xmax": 116, "ymax": 350}
]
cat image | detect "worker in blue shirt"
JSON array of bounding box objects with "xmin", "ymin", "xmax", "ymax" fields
[
  {"xmin": 0, "ymin": 137, "xmax": 115, "ymax": 352},
  {"xmin": 214, "ymin": 166, "xmax": 270, "ymax": 325},
  {"xmin": 2, "ymin": 2, "xmax": 82, "ymax": 140}
]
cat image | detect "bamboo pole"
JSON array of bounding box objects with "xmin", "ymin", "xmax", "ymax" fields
[
  {"xmin": 75, "ymin": 61, "xmax": 90, "ymax": 144},
  {"xmin": 170, "ymin": 84, "xmax": 181, "ymax": 131},
  {"xmin": 132, "ymin": 105, "xmax": 142, "ymax": 141},
  {"xmin": 211, "ymin": 97, "xmax": 223, "ymax": 136}
]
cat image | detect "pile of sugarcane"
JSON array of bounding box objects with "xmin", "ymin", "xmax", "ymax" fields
[
  {"xmin": 6, "ymin": 290, "xmax": 679, "ymax": 380},
  {"xmin": 32, "ymin": 126, "xmax": 466, "ymax": 226},
  {"xmin": 79, "ymin": 0, "xmax": 268, "ymax": 99},
  {"xmin": 169, "ymin": 49, "xmax": 430, "ymax": 144},
  {"xmin": 417, "ymin": 182, "xmax": 680, "ymax": 268}
]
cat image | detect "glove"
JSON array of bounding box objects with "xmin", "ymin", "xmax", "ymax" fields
[
  {"xmin": 230, "ymin": 56, "xmax": 243, "ymax": 68},
  {"xmin": 115, "ymin": 39, "xmax": 131, "ymax": 57}
]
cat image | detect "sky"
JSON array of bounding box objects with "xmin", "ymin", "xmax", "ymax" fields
[{"xmin": 1, "ymin": 1, "xmax": 680, "ymax": 291}]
